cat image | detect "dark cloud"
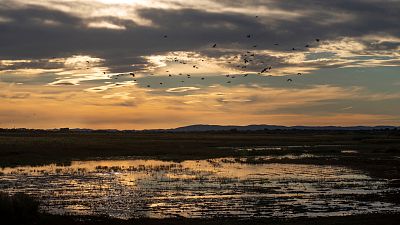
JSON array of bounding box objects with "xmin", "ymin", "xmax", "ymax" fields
[
  {"xmin": 0, "ymin": 59, "xmax": 64, "ymax": 70},
  {"xmin": 0, "ymin": 0, "xmax": 399, "ymax": 74}
]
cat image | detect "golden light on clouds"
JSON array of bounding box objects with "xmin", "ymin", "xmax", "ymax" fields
[{"xmin": 1, "ymin": 76, "xmax": 399, "ymax": 129}]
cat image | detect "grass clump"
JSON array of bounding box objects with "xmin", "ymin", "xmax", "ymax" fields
[{"xmin": 0, "ymin": 192, "xmax": 39, "ymax": 224}]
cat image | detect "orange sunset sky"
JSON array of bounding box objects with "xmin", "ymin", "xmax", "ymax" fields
[{"xmin": 1, "ymin": 0, "xmax": 399, "ymax": 129}]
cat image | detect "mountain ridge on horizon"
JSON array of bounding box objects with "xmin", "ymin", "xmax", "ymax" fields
[
  {"xmin": 2, "ymin": 124, "xmax": 398, "ymax": 132},
  {"xmin": 169, "ymin": 124, "xmax": 400, "ymax": 132}
]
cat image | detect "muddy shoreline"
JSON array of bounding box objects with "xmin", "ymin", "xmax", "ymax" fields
[{"xmin": 19, "ymin": 212, "xmax": 400, "ymax": 225}]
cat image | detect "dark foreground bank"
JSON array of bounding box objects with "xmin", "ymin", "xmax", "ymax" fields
[
  {"xmin": 7, "ymin": 211, "xmax": 400, "ymax": 225},
  {"xmin": 40, "ymin": 213, "xmax": 400, "ymax": 225}
]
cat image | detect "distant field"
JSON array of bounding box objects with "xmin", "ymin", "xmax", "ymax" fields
[{"xmin": 1, "ymin": 130, "xmax": 400, "ymax": 179}]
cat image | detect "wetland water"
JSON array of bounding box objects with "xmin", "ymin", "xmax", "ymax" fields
[{"xmin": 1, "ymin": 156, "xmax": 399, "ymax": 219}]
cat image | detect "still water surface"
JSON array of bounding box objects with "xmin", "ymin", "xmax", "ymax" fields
[{"xmin": 1, "ymin": 157, "xmax": 399, "ymax": 219}]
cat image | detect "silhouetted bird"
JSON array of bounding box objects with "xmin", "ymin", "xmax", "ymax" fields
[
  {"xmin": 297, "ymin": 73, "xmax": 302, "ymax": 75},
  {"xmin": 246, "ymin": 34, "xmax": 251, "ymax": 38},
  {"xmin": 305, "ymin": 44, "xmax": 310, "ymax": 47},
  {"xmin": 212, "ymin": 44, "xmax": 217, "ymax": 48},
  {"xmin": 261, "ymin": 67, "xmax": 269, "ymax": 73},
  {"xmin": 316, "ymin": 39, "xmax": 320, "ymax": 42},
  {"xmin": 287, "ymin": 79, "xmax": 293, "ymax": 82},
  {"xmin": 164, "ymin": 35, "xmax": 168, "ymax": 38}
]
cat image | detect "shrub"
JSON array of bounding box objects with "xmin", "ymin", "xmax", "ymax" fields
[{"xmin": 0, "ymin": 192, "xmax": 39, "ymax": 224}]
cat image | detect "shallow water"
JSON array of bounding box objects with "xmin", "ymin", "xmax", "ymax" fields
[{"xmin": 1, "ymin": 157, "xmax": 399, "ymax": 219}]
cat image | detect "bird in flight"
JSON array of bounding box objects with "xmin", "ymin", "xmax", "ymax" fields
[
  {"xmin": 260, "ymin": 66, "xmax": 272, "ymax": 73},
  {"xmin": 117, "ymin": 33, "xmax": 322, "ymax": 89}
]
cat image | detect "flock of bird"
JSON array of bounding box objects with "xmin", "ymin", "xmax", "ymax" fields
[{"xmin": 80, "ymin": 16, "xmax": 321, "ymax": 88}]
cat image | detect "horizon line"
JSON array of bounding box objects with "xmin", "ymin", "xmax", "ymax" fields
[{"xmin": 1, "ymin": 124, "xmax": 399, "ymax": 132}]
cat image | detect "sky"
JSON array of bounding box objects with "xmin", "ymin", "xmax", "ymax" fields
[{"xmin": 0, "ymin": 0, "xmax": 399, "ymax": 129}]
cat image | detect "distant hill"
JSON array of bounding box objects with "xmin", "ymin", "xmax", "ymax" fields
[
  {"xmin": 1, "ymin": 125, "xmax": 398, "ymax": 133},
  {"xmin": 168, "ymin": 124, "xmax": 399, "ymax": 132}
]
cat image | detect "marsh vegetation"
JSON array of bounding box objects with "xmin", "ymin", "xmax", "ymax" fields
[{"xmin": 1, "ymin": 130, "xmax": 400, "ymax": 224}]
